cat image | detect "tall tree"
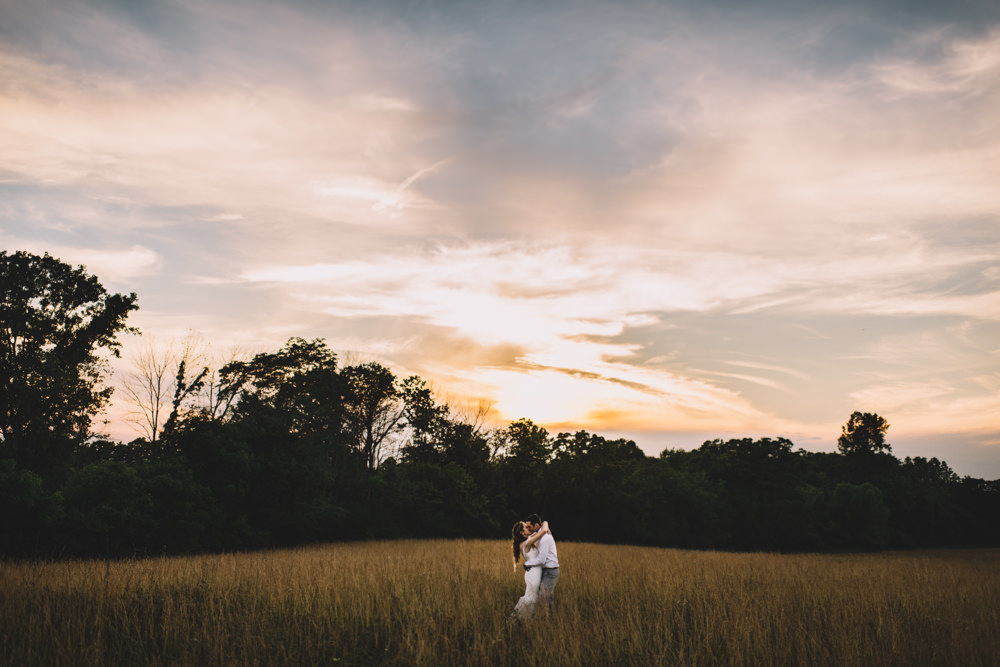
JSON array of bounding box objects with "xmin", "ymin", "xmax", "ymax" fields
[
  {"xmin": 121, "ymin": 334, "xmax": 213, "ymax": 447},
  {"xmin": 0, "ymin": 251, "xmax": 137, "ymax": 476},
  {"xmin": 342, "ymin": 362, "xmax": 405, "ymax": 469},
  {"xmin": 121, "ymin": 336, "xmax": 175, "ymax": 445},
  {"xmin": 837, "ymin": 411, "xmax": 892, "ymax": 456},
  {"xmin": 503, "ymin": 418, "xmax": 551, "ymax": 466},
  {"xmin": 398, "ymin": 375, "xmax": 448, "ymax": 464},
  {"xmin": 199, "ymin": 344, "xmax": 246, "ymax": 423},
  {"xmin": 159, "ymin": 357, "xmax": 209, "ymax": 444},
  {"xmin": 219, "ymin": 337, "xmax": 344, "ymax": 439}
]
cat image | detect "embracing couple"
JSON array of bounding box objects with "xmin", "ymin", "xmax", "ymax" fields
[{"xmin": 510, "ymin": 513, "xmax": 559, "ymax": 620}]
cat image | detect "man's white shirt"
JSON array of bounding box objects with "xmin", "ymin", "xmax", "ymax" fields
[{"xmin": 524, "ymin": 533, "xmax": 559, "ymax": 569}]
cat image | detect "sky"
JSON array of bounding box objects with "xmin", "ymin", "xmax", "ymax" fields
[{"xmin": 2, "ymin": 0, "xmax": 999, "ymax": 477}]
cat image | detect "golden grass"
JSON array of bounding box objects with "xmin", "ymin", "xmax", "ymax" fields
[{"xmin": 2, "ymin": 541, "xmax": 998, "ymax": 666}]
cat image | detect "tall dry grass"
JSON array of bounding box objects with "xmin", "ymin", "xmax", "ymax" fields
[{"xmin": 2, "ymin": 541, "xmax": 998, "ymax": 666}]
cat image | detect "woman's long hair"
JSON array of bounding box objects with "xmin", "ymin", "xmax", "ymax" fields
[{"xmin": 511, "ymin": 522, "xmax": 527, "ymax": 566}]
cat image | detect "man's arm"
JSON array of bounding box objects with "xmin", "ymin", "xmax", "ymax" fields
[
  {"xmin": 522, "ymin": 521, "xmax": 549, "ymax": 552},
  {"xmin": 524, "ymin": 533, "xmax": 552, "ymax": 568}
]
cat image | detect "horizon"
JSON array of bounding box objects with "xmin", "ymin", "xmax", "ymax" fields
[{"xmin": 1, "ymin": 0, "xmax": 998, "ymax": 477}]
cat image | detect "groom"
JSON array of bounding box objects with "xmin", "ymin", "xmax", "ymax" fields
[{"xmin": 522, "ymin": 513, "xmax": 559, "ymax": 610}]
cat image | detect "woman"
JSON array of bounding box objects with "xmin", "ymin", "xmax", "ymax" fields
[{"xmin": 510, "ymin": 520, "xmax": 549, "ymax": 619}]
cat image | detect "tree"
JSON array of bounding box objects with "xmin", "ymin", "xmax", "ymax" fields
[
  {"xmin": 0, "ymin": 458, "xmax": 63, "ymax": 554},
  {"xmin": 671, "ymin": 438, "xmax": 814, "ymax": 550},
  {"xmin": 503, "ymin": 418, "xmax": 551, "ymax": 466},
  {"xmin": 837, "ymin": 411, "xmax": 892, "ymax": 456},
  {"xmin": 0, "ymin": 251, "xmax": 137, "ymax": 476},
  {"xmin": 218, "ymin": 337, "xmax": 346, "ymax": 441},
  {"xmin": 449, "ymin": 396, "xmax": 496, "ymax": 436},
  {"xmin": 213, "ymin": 339, "xmax": 357, "ymax": 544},
  {"xmin": 829, "ymin": 481, "xmax": 890, "ymax": 549},
  {"xmin": 158, "ymin": 357, "xmax": 209, "ymax": 446},
  {"xmin": 342, "ymin": 362, "xmax": 405, "ymax": 469},
  {"xmin": 121, "ymin": 334, "xmax": 213, "ymax": 448},
  {"xmin": 398, "ymin": 375, "xmax": 448, "ymax": 464},
  {"xmin": 438, "ymin": 419, "xmax": 492, "ymax": 480},
  {"xmin": 121, "ymin": 337, "xmax": 175, "ymax": 445},
  {"xmin": 62, "ymin": 461, "xmax": 155, "ymax": 555},
  {"xmin": 199, "ymin": 344, "xmax": 246, "ymax": 423},
  {"xmin": 551, "ymin": 429, "xmax": 644, "ymax": 464}
]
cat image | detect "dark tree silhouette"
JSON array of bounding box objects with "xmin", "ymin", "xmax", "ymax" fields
[
  {"xmin": 342, "ymin": 362, "xmax": 405, "ymax": 469},
  {"xmin": 219, "ymin": 337, "xmax": 344, "ymax": 439},
  {"xmin": 503, "ymin": 418, "xmax": 551, "ymax": 467},
  {"xmin": 0, "ymin": 251, "xmax": 137, "ymax": 477},
  {"xmin": 2, "ymin": 254, "xmax": 999, "ymax": 558},
  {"xmin": 398, "ymin": 374, "xmax": 448, "ymax": 464},
  {"xmin": 838, "ymin": 411, "xmax": 892, "ymax": 456}
]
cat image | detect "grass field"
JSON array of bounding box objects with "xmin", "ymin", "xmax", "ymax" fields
[{"xmin": 2, "ymin": 541, "xmax": 998, "ymax": 665}]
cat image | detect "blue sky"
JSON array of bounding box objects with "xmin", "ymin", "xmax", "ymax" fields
[{"xmin": 2, "ymin": 0, "xmax": 998, "ymax": 476}]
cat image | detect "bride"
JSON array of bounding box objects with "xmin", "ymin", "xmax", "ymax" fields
[{"xmin": 510, "ymin": 520, "xmax": 550, "ymax": 619}]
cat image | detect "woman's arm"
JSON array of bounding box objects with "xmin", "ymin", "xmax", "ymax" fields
[
  {"xmin": 522, "ymin": 521, "xmax": 550, "ymax": 551},
  {"xmin": 523, "ymin": 531, "xmax": 552, "ymax": 569}
]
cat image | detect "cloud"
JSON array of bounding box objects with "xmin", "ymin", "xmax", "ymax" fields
[
  {"xmin": 849, "ymin": 378, "xmax": 1000, "ymax": 437},
  {"xmin": 723, "ymin": 360, "xmax": 811, "ymax": 381},
  {"xmin": 233, "ymin": 236, "xmax": 999, "ymax": 439},
  {"xmin": 4, "ymin": 6, "xmax": 998, "ymax": 253},
  {"xmin": 2, "ymin": 0, "xmax": 999, "ymax": 474},
  {"xmin": 0, "ymin": 234, "xmax": 161, "ymax": 287},
  {"xmin": 870, "ymin": 26, "xmax": 1000, "ymax": 96}
]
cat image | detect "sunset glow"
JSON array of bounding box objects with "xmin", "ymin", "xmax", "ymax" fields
[{"xmin": 2, "ymin": 0, "xmax": 998, "ymax": 475}]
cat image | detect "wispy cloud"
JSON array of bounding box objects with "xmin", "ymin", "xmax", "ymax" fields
[
  {"xmin": 1, "ymin": 0, "xmax": 998, "ymax": 473},
  {"xmin": 0, "ymin": 232, "xmax": 161, "ymax": 287}
]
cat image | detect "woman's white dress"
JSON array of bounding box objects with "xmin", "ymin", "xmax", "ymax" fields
[{"xmin": 512, "ymin": 545, "xmax": 542, "ymax": 618}]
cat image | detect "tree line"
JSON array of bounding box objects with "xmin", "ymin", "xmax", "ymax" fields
[{"xmin": 1, "ymin": 250, "xmax": 998, "ymax": 558}]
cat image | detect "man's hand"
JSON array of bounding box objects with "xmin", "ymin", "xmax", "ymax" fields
[{"xmin": 523, "ymin": 564, "xmax": 531, "ymax": 571}]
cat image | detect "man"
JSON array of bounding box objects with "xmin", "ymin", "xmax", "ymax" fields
[{"xmin": 522, "ymin": 513, "xmax": 559, "ymax": 610}]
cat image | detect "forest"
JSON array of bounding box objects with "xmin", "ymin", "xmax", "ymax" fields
[{"xmin": 2, "ymin": 250, "xmax": 998, "ymax": 558}]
